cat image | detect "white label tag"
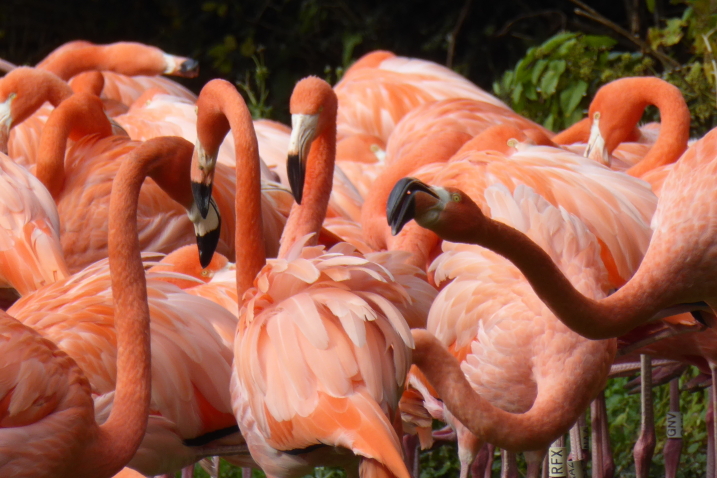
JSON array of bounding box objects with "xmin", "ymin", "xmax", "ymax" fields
[
  {"xmin": 548, "ymin": 447, "xmax": 567, "ymax": 477},
  {"xmin": 568, "ymin": 460, "xmax": 584, "ymax": 478},
  {"xmin": 666, "ymin": 411, "xmax": 682, "ymax": 438}
]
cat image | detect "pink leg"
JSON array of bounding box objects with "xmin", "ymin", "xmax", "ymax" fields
[
  {"xmin": 708, "ymin": 370, "xmax": 716, "ymax": 478},
  {"xmin": 181, "ymin": 465, "xmax": 194, "ymax": 478},
  {"xmin": 242, "ymin": 468, "xmax": 253, "ymax": 478},
  {"xmin": 471, "ymin": 443, "xmax": 490, "ymax": 478},
  {"xmin": 402, "ymin": 434, "xmax": 420, "ymax": 478},
  {"xmin": 633, "ymin": 355, "xmax": 656, "ymax": 478},
  {"xmin": 663, "ymin": 378, "xmax": 683, "ymax": 478},
  {"xmin": 480, "ymin": 444, "xmax": 496, "ymax": 478},
  {"xmin": 501, "ymin": 450, "xmax": 518, "ymax": 478},
  {"xmin": 591, "ymin": 391, "xmax": 614, "ymax": 478}
]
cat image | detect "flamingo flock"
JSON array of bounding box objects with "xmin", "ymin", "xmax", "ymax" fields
[{"xmin": 0, "ymin": 38, "xmax": 714, "ymax": 478}]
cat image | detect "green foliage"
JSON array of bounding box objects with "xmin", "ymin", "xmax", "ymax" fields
[
  {"xmin": 496, "ymin": 1, "xmax": 717, "ymax": 135},
  {"xmin": 236, "ymin": 51, "xmax": 273, "ymax": 120},
  {"xmin": 493, "ymin": 32, "xmax": 654, "ymax": 132},
  {"xmin": 604, "ymin": 368, "xmax": 707, "ymax": 478}
]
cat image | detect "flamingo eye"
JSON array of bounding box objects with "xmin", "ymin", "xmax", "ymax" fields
[
  {"xmin": 452, "ymin": 193, "xmax": 461, "ymax": 202},
  {"xmin": 201, "ymin": 269, "xmax": 209, "ymax": 276}
]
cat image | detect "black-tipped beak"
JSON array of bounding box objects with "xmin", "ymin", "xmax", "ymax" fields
[
  {"xmin": 178, "ymin": 58, "xmax": 200, "ymax": 78},
  {"xmin": 287, "ymin": 153, "xmax": 304, "ymax": 204},
  {"xmin": 386, "ymin": 177, "xmax": 439, "ymax": 236},
  {"xmin": 192, "ymin": 181, "xmax": 213, "ymax": 219},
  {"xmin": 195, "ymin": 201, "xmax": 221, "ymax": 268}
]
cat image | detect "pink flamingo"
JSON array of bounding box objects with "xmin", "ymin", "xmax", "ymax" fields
[
  {"xmin": 0, "ymin": 138, "xmax": 200, "ymax": 477},
  {"xmin": 190, "ymin": 77, "xmax": 435, "ymax": 477},
  {"xmin": 36, "ymin": 40, "xmax": 198, "ymax": 104},
  {"xmin": 553, "ymin": 77, "xmax": 690, "ymax": 194},
  {"xmin": 9, "ymin": 137, "xmax": 251, "ymax": 475}
]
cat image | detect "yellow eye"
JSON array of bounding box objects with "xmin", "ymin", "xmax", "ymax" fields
[
  {"xmin": 201, "ymin": 269, "xmax": 209, "ymax": 276},
  {"xmin": 452, "ymin": 193, "xmax": 461, "ymax": 202}
]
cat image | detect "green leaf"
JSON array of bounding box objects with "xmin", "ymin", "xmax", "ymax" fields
[
  {"xmin": 531, "ymin": 59, "xmax": 549, "ymax": 85},
  {"xmin": 511, "ymin": 82, "xmax": 524, "ymax": 105},
  {"xmin": 582, "ymin": 35, "xmax": 618, "ymax": 49},
  {"xmin": 537, "ymin": 31, "xmax": 578, "ymax": 57},
  {"xmin": 646, "ymin": 0, "xmax": 655, "ymax": 13},
  {"xmin": 525, "ymin": 83, "xmax": 538, "ymax": 101},
  {"xmin": 559, "ymin": 79, "xmax": 588, "ymax": 115},
  {"xmin": 539, "ymin": 60, "xmax": 566, "ymax": 97}
]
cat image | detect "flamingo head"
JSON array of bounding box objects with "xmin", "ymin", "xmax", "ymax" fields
[
  {"xmin": 287, "ymin": 76, "xmax": 337, "ymax": 204},
  {"xmin": 387, "ymin": 177, "xmax": 485, "ymax": 243}
]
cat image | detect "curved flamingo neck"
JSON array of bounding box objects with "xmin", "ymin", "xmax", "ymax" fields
[
  {"xmin": 70, "ymin": 71, "xmax": 105, "ymax": 96},
  {"xmin": 197, "ymin": 79, "xmax": 264, "ymax": 294},
  {"xmin": 77, "ymin": 137, "xmax": 192, "ymax": 476},
  {"xmin": 435, "ymin": 199, "xmax": 673, "ymax": 339},
  {"xmin": 36, "ymin": 92, "xmax": 113, "ymax": 199},
  {"xmin": 278, "ymin": 86, "xmax": 338, "ymax": 258},
  {"xmin": 0, "ymin": 68, "xmax": 72, "ymax": 125},
  {"xmin": 622, "ymin": 79, "xmax": 690, "ymax": 177},
  {"xmin": 582, "ymin": 77, "xmax": 689, "ymax": 177},
  {"xmin": 411, "ymin": 329, "xmax": 612, "ymax": 451},
  {"xmin": 37, "ymin": 42, "xmax": 169, "ymax": 81}
]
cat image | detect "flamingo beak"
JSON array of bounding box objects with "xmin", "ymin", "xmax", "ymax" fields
[
  {"xmin": 287, "ymin": 113, "xmax": 319, "ymax": 204},
  {"xmin": 163, "ymin": 54, "xmax": 200, "ymax": 78},
  {"xmin": 386, "ymin": 177, "xmax": 441, "ymax": 236},
  {"xmin": 190, "ymin": 142, "xmax": 216, "ymax": 218},
  {"xmin": 188, "ymin": 198, "xmax": 221, "ymax": 268},
  {"xmin": 584, "ymin": 112, "xmax": 610, "ymax": 166}
]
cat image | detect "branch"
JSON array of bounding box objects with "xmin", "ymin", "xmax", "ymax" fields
[
  {"xmin": 569, "ymin": 0, "xmax": 680, "ymax": 70},
  {"xmin": 446, "ymin": 0, "xmax": 473, "ymax": 69}
]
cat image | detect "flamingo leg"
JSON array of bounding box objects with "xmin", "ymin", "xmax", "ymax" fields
[
  {"xmin": 500, "ymin": 450, "xmax": 518, "ymax": 478},
  {"xmin": 569, "ymin": 420, "xmax": 586, "ymax": 477},
  {"xmin": 591, "ymin": 391, "xmax": 614, "ymax": 478},
  {"xmin": 708, "ymin": 367, "xmax": 717, "ymax": 478},
  {"xmin": 242, "ymin": 467, "xmax": 253, "ymax": 478},
  {"xmin": 633, "ymin": 355, "xmax": 656, "ymax": 478},
  {"xmin": 402, "ymin": 433, "xmax": 420, "ymax": 478},
  {"xmin": 471, "ymin": 443, "xmax": 492, "ymax": 478},
  {"xmin": 181, "ymin": 465, "xmax": 194, "ymax": 478},
  {"xmin": 663, "ymin": 377, "xmax": 683, "ymax": 478}
]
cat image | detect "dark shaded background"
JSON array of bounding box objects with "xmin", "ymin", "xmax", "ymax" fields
[{"xmin": 0, "ymin": 0, "xmax": 687, "ymax": 121}]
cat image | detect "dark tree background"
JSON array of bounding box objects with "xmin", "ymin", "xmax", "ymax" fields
[{"xmin": 0, "ymin": 0, "xmax": 690, "ymax": 121}]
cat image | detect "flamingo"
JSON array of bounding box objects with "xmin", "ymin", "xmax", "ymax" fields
[
  {"xmin": 553, "ymin": 77, "xmax": 690, "ymax": 194},
  {"xmin": 0, "ymin": 135, "xmax": 188, "ymax": 478},
  {"xmin": 412, "ymin": 184, "xmax": 616, "ymax": 476},
  {"xmin": 189, "ymin": 77, "xmax": 436, "ymax": 477},
  {"xmin": 381, "ymin": 126, "xmax": 655, "ymax": 474},
  {"xmin": 334, "ymin": 50, "xmax": 511, "ymax": 143},
  {"xmin": 8, "ymin": 137, "xmax": 251, "ymax": 475},
  {"xmin": 385, "ymin": 125, "xmax": 717, "ymax": 342},
  {"xmin": 36, "ymin": 40, "xmax": 199, "ymax": 104}
]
